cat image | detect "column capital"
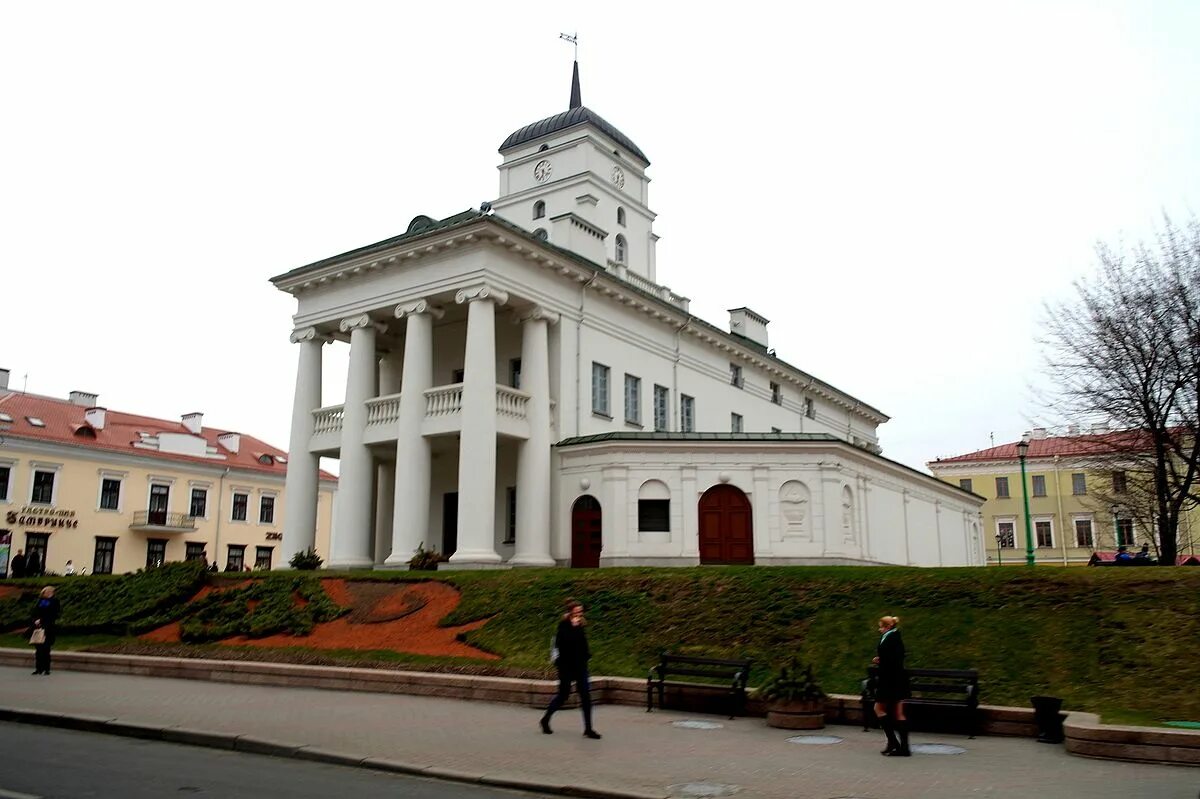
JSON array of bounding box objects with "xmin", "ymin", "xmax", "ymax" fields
[
  {"xmin": 289, "ymin": 327, "xmax": 329, "ymax": 344},
  {"xmin": 516, "ymin": 306, "xmax": 560, "ymax": 326},
  {"xmin": 339, "ymin": 314, "xmax": 388, "ymax": 334},
  {"xmin": 394, "ymin": 299, "xmax": 445, "ymax": 320},
  {"xmin": 455, "ymin": 284, "xmax": 509, "ymax": 306}
]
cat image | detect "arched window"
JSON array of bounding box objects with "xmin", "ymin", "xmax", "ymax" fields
[
  {"xmin": 615, "ymin": 234, "xmax": 627, "ymax": 264},
  {"xmin": 533, "ymin": 200, "xmax": 546, "ymax": 220},
  {"xmin": 617, "ymin": 207, "xmax": 626, "ymax": 226},
  {"xmin": 533, "ymin": 227, "xmax": 548, "ymax": 241},
  {"xmin": 638, "ymin": 480, "xmax": 670, "ymax": 532}
]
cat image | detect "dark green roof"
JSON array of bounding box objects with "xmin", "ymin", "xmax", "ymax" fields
[{"xmin": 556, "ymin": 432, "xmax": 842, "ymax": 446}]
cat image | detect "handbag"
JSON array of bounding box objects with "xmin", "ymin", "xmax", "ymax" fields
[{"xmin": 29, "ymin": 628, "xmax": 46, "ymax": 645}]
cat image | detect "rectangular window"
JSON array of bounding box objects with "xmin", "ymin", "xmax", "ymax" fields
[
  {"xmin": 31, "ymin": 470, "xmax": 55, "ymax": 505},
  {"xmin": 255, "ymin": 546, "xmax": 273, "ymax": 570},
  {"xmin": 0, "ymin": 465, "xmax": 10, "ymax": 501},
  {"xmin": 1072, "ymin": 473, "xmax": 1087, "ymax": 495},
  {"xmin": 259, "ymin": 495, "xmax": 275, "ymax": 524},
  {"xmin": 804, "ymin": 397, "xmax": 815, "ymax": 420},
  {"xmin": 231, "ymin": 492, "xmax": 249, "ymax": 522},
  {"xmin": 25, "ymin": 533, "xmax": 49, "ymax": 574},
  {"xmin": 509, "ymin": 358, "xmax": 522, "ymax": 390},
  {"xmin": 1031, "ymin": 475, "xmax": 1046, "ymax": 497},
  {"xmin": 226, "ymin": 544, "xmax": 246, "ymax": 572},
  {"xmin": 1035, "ymin": 520, "xmax": 1053, "ymax": 548},
  {"xmin": 995, "ymin": 476, "xmax": 1010, "ymax": 498},
  {"xmin": 93, "ymin": 537, "xmax": 116, "ymax": 575},
  {"xmin": 1116, "ymin": 519, "xmax": 1135, "ymax": 547},
  {"xmin": 189, "ymin": 488, "xmax": 208, "ymax": 518},
  {"xmin": 770, "ymin": 381, "xmax": 782, "ymax": 405},
  {"xmin": 185, "ymin": 542, "xmax": 207, "ymax": 562},
  {"xmin": 653, "ymin": 385, "xmax": 669, "ymax": 432},
  {"xmin": 624, "ymin": 374, "xmax": 641, "ymax": 425},
  {"xmin": 680, "ymin": 395, "xmax": 695, "ymax": 433},
  {"xmin": 100, "ymin": 478, "xmax": 122, "ymax": 511},
  {"xmin": 997, "ymin": 521, "xmax": 1015, "ymax": 549},
  {"xmin": 1112, "ymin": 471, "xmax": 1127, "ymax": 494},
  {"xmin": 731, "ymin": 413, "xmax": 744, "ymax": 433},
  {"xmin": 591, "ymin": 362, "xmax": 611, "ymax": 416},
  {"xmin": 1074, "ymin": 519, "xmax": 1094, "ymax": 548},
  {"xmin": 504, "ymin": 486, "xmax": 516, "ymax": 544},
  {"xmin": 146, "ymin": 539, "xmax": 167, "ymax": 569},
  {"xmin": 959, "ymin": 478, "xmax": 973, "ymax": 493},
  {"xmin": 730, "ymin": 363, "xmax": 743, "ymax": 388},
  {"xmin": 638, "ymin": 499, "xmax": 670, "ymax": 532}
]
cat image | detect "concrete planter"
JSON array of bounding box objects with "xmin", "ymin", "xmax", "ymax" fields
[{"xmin": 765, "ymin": 699, "xmax": 825, "ymax": 730}]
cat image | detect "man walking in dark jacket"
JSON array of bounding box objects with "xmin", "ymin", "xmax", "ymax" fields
[{"xmin": 540, "ymin": 599, "xmax": 601, "ymax": 739}]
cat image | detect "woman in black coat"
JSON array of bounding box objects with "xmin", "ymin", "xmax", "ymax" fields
[
  {"xmin": 31, "ymin": 585, "xmax": 61, "ymax": 676},
  {"xmin": 540, "ymin": 599, "xmax": 601, "ymax": 739},
  {"xmin": 872, "ymin": 615, "xmax": 911, "ymax": 756}
]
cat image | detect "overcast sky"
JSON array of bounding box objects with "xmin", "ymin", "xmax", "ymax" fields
[{"xmin": 2, "ymin": 1, "xmax": 1197, "ymax": 473}]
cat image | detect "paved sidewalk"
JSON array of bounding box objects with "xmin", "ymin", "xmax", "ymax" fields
[{"xmin": 0, "ymin": 667, "xmax": 1194, "ymax": 799}]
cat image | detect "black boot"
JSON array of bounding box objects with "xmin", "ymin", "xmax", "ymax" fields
[
  {"xmin": 878, "ymin": 716, "xmax": 898, "ymax": 755},
  {"xmin": 887, "ymin": 720, "xmax": 911, "ymax": 756},
  {"xmin": 539, "ymin": 715, "xmax": 553, "ymax": 734},
  {"xmin": 583, "ymin": 729, "xmax": 602, "ymax": 739}
]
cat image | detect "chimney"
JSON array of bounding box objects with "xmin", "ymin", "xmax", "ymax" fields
[
  {"xmin": 0, "ymin": 368, "xmax": 8, "ymax": 391},
  {"xmin": 84, "ymin": 407, "xmax": 107, "ymax": 430},
  {"xmin": 728, "ymin": 308, "xmax": 770, "ymax": 349},
  {"xmin": 70, "ymin": 390, "xmax": 98, "ymax": 407},
  {"xmin": 1031, "ymin": 428, "xmax": 1048, "ymax": 440},
  {"xmin": 548, "ymin": 212, "xmax": 607, "ymax": 265},
  {"xmin": 182, "ymin": 412, "xmax": 203, "ymax": 435},
  {"xmin": 217, "ymin": 432, "xmax": 241, "ymax": 454}
]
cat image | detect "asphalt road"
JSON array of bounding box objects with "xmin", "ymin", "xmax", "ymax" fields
[{"xmin": 0, "ymin": 722, "xmax": 550, "ymax": 799}]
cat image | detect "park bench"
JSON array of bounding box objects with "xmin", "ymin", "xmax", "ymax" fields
[
  {"xmin": 861, "ymin": 666, "xmax": 980, "ymax": 737},
  {"xmin": 647, "ymin": 653, "xmax": 751, "ymax": 719}
]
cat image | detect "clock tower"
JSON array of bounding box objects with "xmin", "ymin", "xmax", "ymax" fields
[{"xmin": 491, "ymin": 62, "xmax": 659, "ymax": 282}]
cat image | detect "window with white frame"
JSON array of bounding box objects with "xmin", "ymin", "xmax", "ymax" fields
[
  {"xmin": 231, "ymin": 492, "xmax": 249, "ymax": 522},
  {"xmin": 30, "ymin": 469, "xmax": 56, "ymax": 505},
  {"xmin": 1035, "ymin": 519, "xmax": 1054, "ymax": 548},
  {"xmin": 99, "ymin": 477, "xmax": 122, "ymax": 511},
  {"xmin": 1071, "ymin": 473, "xmax": 1087, "ymax": 495},
  {"xmin": 959, "ymin": 478, "xmax": 973, "ymax": 493},
  {"xmin": 591, "ymin": 362, "xmax": 611, "ymax": 417},
  {"xmin": 504, "ymin": 486, "xmax": 516, "ymax": 544},
  {"xmin": 533, "ymin": 200, "xmax": 546, "ymax": 219},
  {"xmin": 1074, "ymin": 517, "xmax": 1094, "ymax": 547},
  {"xmin": 995, "ymin": 476, "xmax": 1010, "ymax": 498},
  {"xmin": 617, "ymin": 206, "xmax": 626, "ymax": 226},
  {"xmin": 1116, "ymin": 518, "xmax": 1135, "ymax": 547},
  {"xmin": 255, "ymin": 546, "xmax": 273, "ymax": 570},
  {"xmin": 653, "ymin": 385, "xmax": 669, "ymax": 432},
  {"xmin": 1111, "ymin": 471, "xmax": 1127, "ymax": 494},
  {"xmin": 680, "ymin": 395, "xmax": 695, "ymax": 433},
  {"xmin": 804, "ymin": 397, "xmax": 815, "ymax": 419},
  {"xmin": 189, "ymin": 487, "xmax": 208, "ymax": 518},
  {"xmin": 729, "ymin": 363, "xmax": 743, "ymax": 388},
  {"xmin": 226, "ymin": 544, "xmax": 246, "ymax": 571},
  {"xmin": 624, "ymin": 374, "xmax": 641, "ymax": 425},
  {"xmin": 259, "ymin": 494, "xmax": 276, "ymax": 524},
  {"xmin": 996, "ymin": 520, "xmax": 1016, "ymax": 548},
  {"xmin": 1031, "ymin": 474, "xmax": 1046, "ymax": 497},
  {"xmin": 731, "ymin": 413, "xmax": 743, "ymax": 433},
  {"xmin": 509, "ymin": 358, "xmax": 522, "ymax": 390},
  {"xmin": 0, "ymin": 463, "xmax": 12, "ymax": 503},
  {"xmin": 770, "ymin": 381, "xmax": 782, "ymax": 405},
  {"xmin": 614, "ymin": 234, "xmax": 627, "ymax": 264},
  {"xmin": 637, "ymin": 480, "xmax": 670, "ymax": 532}
]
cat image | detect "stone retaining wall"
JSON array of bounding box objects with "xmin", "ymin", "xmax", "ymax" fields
[{"xmin": 1065, "ymin": 711, "xmax": 1200, "ymax": 767}]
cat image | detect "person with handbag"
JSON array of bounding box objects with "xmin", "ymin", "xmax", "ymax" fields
[
  {"xmin": 872, "ymin": 615, "xmax": 911, "ymax": 756},
  {"xmin": 539, "ymin": 599, "xmax": 601, "ymax": 739},
  {"xmin": 30, "ymin": 586, "xmax": 60, "ymax": 675}
]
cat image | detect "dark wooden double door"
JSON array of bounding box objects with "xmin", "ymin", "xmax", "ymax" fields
[
  {"xmin": 699, "ymin": 484, "xmax": 754, "ymax": 565},
  {"xmin": 571, "ymin": 495, "xmax": 602, "ymax": 568}
]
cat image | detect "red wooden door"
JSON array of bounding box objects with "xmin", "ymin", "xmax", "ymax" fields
[
  {"xmin": 571, "ymin": 495, "xmax": 603, "ymax": 568},
  {"xmin": 698, "ymin": 485, "xmax": 754, "ymax": 565}
]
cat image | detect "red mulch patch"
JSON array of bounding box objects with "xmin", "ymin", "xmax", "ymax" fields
[
  {"xmin": 140, "ymin": 578, "xmax": 496, "ymax": 661},
  {"xmin": 0, "ymin": 586, "xmax": 22, "ymax": 599}
]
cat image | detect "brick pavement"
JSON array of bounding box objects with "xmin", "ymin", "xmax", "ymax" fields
[{"xmin": 0, "ymin": 667, "xmax": 1194, "ymax": 799}]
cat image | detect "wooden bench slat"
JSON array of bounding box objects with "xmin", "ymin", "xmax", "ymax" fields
[{"xmin": 648, "ymin": 653, "xmax": 751, "ymax": 719}]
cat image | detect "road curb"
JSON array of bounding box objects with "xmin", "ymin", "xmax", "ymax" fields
[{"xmin": 0, "ymin": 705, "xmax": 670, "ymax": 799}]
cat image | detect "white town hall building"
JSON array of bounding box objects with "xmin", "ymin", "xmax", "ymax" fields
[{"xmin": 272, "ymin": 64, "xmax": 985, "ymax": 570}]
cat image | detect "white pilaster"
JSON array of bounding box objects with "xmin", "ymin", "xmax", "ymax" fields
[
  {"xmin": 386, "ymin": 299, "xmax": 443, "ymax": 566},
  {"xmin": 330, "ymin": 313, "xmax": 384, "ymax": 569},
  {"xmin": 280, "ymin": 327, "xmax": 325, "ymax": 567},
  {"xmin": 374, "ymin": 461, "xmax": 396, "ymax": 565},
  {"xmin": 511, "ymin": 307, "xmax": 558, "ymax": 567},
  {"xmin": 450, "ymin": 284, "xmax": 508, "ymax": 566}
]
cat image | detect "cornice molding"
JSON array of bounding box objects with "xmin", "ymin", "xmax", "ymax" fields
[
  {"xmin": 455, "ymin": 284, "xmax": 509, "ymax": 306},
  {"xmin": 394, "ymin": 299, "xmax": 445, "ymax": 321}
]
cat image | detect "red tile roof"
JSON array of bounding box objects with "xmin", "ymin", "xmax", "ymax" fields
[
  {"xmin": 0, "ymin": 391, "xmax": 336, "ymax": 482},
  {"xmin": 930, "ymin": 430, "xmax": 1152, "ymax": 465}
]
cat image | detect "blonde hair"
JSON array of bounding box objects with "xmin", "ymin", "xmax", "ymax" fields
[
  {"xmin": 40, "ymin": 586, "xmax": 56, "ymax": 598},
  {"xmin": 879, "ymin": 615, "xmax": 899, "ymax": 629}
]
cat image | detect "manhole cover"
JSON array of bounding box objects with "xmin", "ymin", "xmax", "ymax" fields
[
  {"xmin": 671, "ymin": 720, "xmax": 725, "ymax": 730},
  {"xmin": 785, "ymin": 734, "xmax": 844, "ymax": 745},
  {"xmin": 912, "ymin": 743, "xmax": 966, "ymax": 755},
  {"xmin": 667, "ymin": 782, "xmax": 740, "ymax": 798}
]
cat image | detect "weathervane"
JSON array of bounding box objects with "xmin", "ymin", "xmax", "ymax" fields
[{"xmin": 559, "ymin": 32, "xmax": 578, "ymax": 60}]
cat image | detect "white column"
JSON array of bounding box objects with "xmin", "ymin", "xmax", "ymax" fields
[
  {"xmin": 280, "ymin": 327, "xmax": 325, "ymax": 567},
  {"xmin": 385, "ymin": 299, "xmax": 443, "ymax": 566},
  {"xmin": 511, "ymin": 308, "xmax": 557, "ymax": 567},
  {"xmin": 330, "ymin": 313, "xmax": 383, "ymax": 569},
  {"xmin": 450, "ymin": 284, "xmax": 507, "ymax": 566}
]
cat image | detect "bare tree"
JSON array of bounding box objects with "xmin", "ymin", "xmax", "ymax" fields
[{"xmin": 1042, "ymin": 216, "xmax": 1200, "ymax": 564}]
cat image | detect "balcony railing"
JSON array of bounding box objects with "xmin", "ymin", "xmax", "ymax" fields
[
  {"xmin": 425, "ymin": 383, "xmax": 464, "ymax": 417},
  {"xmin": 130, "ymin": 511, "xmax": 196, "ymax": 531},
  {"xmin": 496, "ymin": 385, "xmax": 530, "ymax": 419},
  {"xmin": 365, "ymin": 393, "xmax": 401, "ymax": 427},
  {"xmin": 312, "ymin": 405, "xmax": 345, "ymax": 435}
]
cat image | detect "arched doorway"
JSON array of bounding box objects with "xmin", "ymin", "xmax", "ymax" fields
[
  {"xmin": 571, "ymin": 495, "xmax": 603, "ymax": 568},
  {"xmin": 698, "ymin": 484, "xmax": 754, "ymax": 565}
]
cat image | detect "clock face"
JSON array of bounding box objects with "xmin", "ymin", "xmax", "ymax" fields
[
  {"xmin": 611, "ymin": 165, "xmax": 626, "ymax": 189},
  {"xmin": 534, "ymin": 159, "xmax": 553, "ymax": 182}
]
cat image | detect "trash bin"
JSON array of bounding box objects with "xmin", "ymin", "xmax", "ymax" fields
[{"xmin": 1031, "ymin": 695, "xmax": 1064, "ymax": 744}]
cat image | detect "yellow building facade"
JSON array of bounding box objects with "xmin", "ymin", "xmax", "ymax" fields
[
  {"xmin": 0, "ymin": 379, "xmax": 335, "ymax": 576},
  {"xmin": 929, "ymin": 430, "xmax": 1199, "ymax": 565}
]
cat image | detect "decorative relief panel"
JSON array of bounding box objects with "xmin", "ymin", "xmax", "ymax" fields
[{"xmin": 779, "ymin": 480, "xmax": 811, "ymax": 540}]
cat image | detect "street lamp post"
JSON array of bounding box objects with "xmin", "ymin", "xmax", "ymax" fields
[
  {"xmin": 995, "ymin": 533, "xmax": 1004, "ymax": 567},
  {"xmin": 1111, "ymin": 505, "xmax": 1120, "ymax": 549},
  {"xmin": 1016, "ymin": 436, "xmax": 1035, "ymax": 566}
]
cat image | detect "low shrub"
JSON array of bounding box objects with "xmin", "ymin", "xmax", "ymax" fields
[
  {"xmin": 408, "ymin": 542, "xmax": 443, "ymax": 571},
  {"xmin": 289, "ymin": 548, "xmax": 324, "ymax": 571}
]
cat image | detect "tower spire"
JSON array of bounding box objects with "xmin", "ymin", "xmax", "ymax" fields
[{"xmin": 569, "ymin": 60, "xmax": 582, "ymax": 109}]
